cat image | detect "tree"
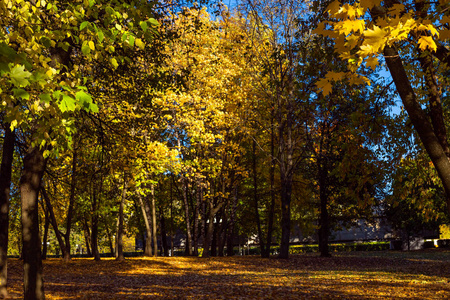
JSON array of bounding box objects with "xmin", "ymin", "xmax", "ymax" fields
[
  {"xmin": 0, "ymin": 125, "xmax": 14, "ymax": 298},
  {"xmin": 1, "ymin": 0, "xmax": 159, "ymax": 297},
  {"xmin": 315, "ymin": 0, "xmax": 450, "ymax": 215}
]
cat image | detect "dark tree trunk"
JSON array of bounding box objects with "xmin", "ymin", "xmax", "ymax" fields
[
  {"xmin": 137, "ymin": 191, "xmax": 152, "ymax": 257},
  {"xmin": 63, "ymin": 148, "xmax": 77, "ymax": 262},
  {"xmin": 104, "ymin": 221, "xmax": 114, "ymax": 255},
  {"xmin": 211, "ymin": 222, "xmax": 218, "ymax": 257},
  {"xmin": 202, "ymin": 202, "xmax": 215, "ymax": 258},
  {"xmin": 116, "ymin": 180, "xmax": 127, "ymax": 261},
  {"xmin": 41, "ymin": 187, "xmax": 66, "ymax": 259},
  {"xmin": 181, "ymin": 179, "xmax": 193, "ymax": 256},
  {"xmin": 41, "ymin": 207, "xmax": 50, "ymax": 260},
  {"xmin": 0, "ymin": 126, "xmax": 14, "ymax": 298},
  {"xmin": 20, "ymin": 146, "xmax": 46, "ymax": 300},
  {"xmin": 202, "ymin": 201, "xmax": 223, "ymax": 258},
  {"xmin": 151, "ymin": 184, "xmax": 157, "ymax": 257},
  {"xmin": 91, "ymin": 187, "xmax": 101, "ymax": 261},
  {"xmin": 278, "ymin": 174, "xmax": 292, "ymax": 259},
  {"xmin": 217, "ymin": 208, "xmax": 227, "ymax": 257},
  {"xmin": 252, "ymin": 140, "xmax": 265, "ymax": 256},
  {"xmin": 83, "ymin": 220, "xmax": 92, "ymax": 256},
  {"xmin": 160, "ymin": 214, "xmax": 169, "ymax": 257},
  {"xmin": 318, "ymin": 166, "xmax": 330, "ymax": 258},
  {"xmin": 384, "ymin": 44, "xmax": 450, "ymax": 215},
  {"xmin": 263, "ymin": 116, "xmax": 276, "ymax": 258},
  {"xmin": 193, "ymin": 182, "xmax": 201, "ymax": 256},
  {"xmin": 226, "ymin": 186, "xmax": 238, "ymax": 256}
]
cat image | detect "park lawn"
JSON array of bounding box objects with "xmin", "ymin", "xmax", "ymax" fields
[{"xmin": 5, "ymin": 249, "xmax": 450, "ymax": 299}]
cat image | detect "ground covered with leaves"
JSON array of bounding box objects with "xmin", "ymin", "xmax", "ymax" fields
[{"xmin": 6, "ymin": 249, "xmax": 450, "ymax": 299}]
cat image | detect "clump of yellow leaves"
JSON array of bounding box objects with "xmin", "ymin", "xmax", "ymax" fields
[{"xmin": 314, "ymin": 0, "xmax": 448, "ymax": 95}]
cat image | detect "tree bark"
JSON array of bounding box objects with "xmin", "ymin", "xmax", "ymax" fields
[
  {"xmin": 226, "ymin": 186, "xmax": 238, "ymax": 256},
  {"xmin": 160, "ymin": 214, "xmax": 169, "ymax": 257},
  {"xmin": 181, "ymin": 179, "xmax": 193, "ymax": 255},
  {"xmin": 318, "ymin": 164, "xmax": 331, "ymax": 257},
  {"xmin": 115, "ymin": 179, "xmax": 127, "ymax": 261},
  {"xmin": 41, "ymin": 207, "xmax": 49, "ymax": 260},
  {"xmin": 252, "ymin": 140, "xmax": 265, "ymax": 256},
  {"xmin": 91, "ymin": 184, "xmax": 101, "ymax": 261},
  {"xmin": 83, "ymin": 220, "xmax": 92, "ymax": 256},
  {"xmin": 137, "ymin": 191, "xmax": 152, "ymax": 256},
  {"xmin": 384, "ymin": 45, "xmax": 450, "ymax": 215},
  {"xmin": 40, "ymin": 187, "xmax": 66, "ymax": 259},
  {"xmin": 151, "ymin": 184, "xmax": 157, "ymax": 257},
  {"xmin": 263, "ymin": 118, "xmax": 276, "ymax": 258},
  {"xmin": 20, "ymin": 146, "xmax": 46, "ymax": 300},
  {"xmin": 0, "ymin": 126, "xmax": 14, "ymax": 298},
  {"xmin": 62, "ymin": 147, "xmax": 77, "ymax": 261}
]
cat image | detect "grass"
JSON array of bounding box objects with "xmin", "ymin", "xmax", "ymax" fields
[{"xmin": 4, "ymin": 249, "xmax": 450, "ymax": 299}]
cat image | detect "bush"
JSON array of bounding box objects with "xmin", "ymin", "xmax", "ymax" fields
[{"xmin": 437, "ymin": 239, "xmax": 450, "ymax": 248}]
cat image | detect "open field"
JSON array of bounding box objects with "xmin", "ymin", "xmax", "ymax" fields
[{"xmin": 5, "ymin": 249, "xmax": 450, "ymax": 299}]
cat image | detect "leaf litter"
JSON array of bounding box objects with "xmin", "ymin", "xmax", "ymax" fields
[{"xmin": 5, "ymin": 249, "xmax": 450, "ymax": 299}]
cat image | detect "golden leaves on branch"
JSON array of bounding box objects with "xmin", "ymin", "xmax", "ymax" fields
[{"xmin": 315, "ymin": 0, "xmax": 447, "ymax": 94}]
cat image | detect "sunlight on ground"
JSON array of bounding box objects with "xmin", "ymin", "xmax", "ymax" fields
[{"xmin": 5, "ymin": 250, "xmax": 450, "ymax": 299}]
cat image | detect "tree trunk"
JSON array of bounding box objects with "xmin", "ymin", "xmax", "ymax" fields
[
  {"xmin": 160, "ymin": 214, "xmax": 169, "ymax": 257},
  {"xmin": 0, "ymin": 126, "xmax": 14, "ymax": 298},
  {"xmin": 83, "ymin": 220, "xmax": 92, "ymax": 256},
  {"xmin": 91, "ymin": 186, "xmax": 101, "ymax": 261},
  {"xmin": 116, "ymin": 180, "xmax": 127, "ymax": 261},
  {"xmin": 137, "ymin": 191, "xmax": 152, "ymax": 256},
  {"xmin": 63, "ymin": 147, "xmax": 77, "ymax": 262},
  {"xmin": 20, "ymin": 146, "xmax": 46, "ymax": 300},
  {"xmin": 151, "ymin": 184, "xmax": 157, "ymax": 257},
  {"xmin": 40, "ymin": 187, "xmax": 66, "ymax": 259},
  {"xmin": 318, "ymin": 165, "xmax": 331, "ymax": 257},
  {"xmin": 384, "ymin": 45, "xmax": 450, "ymax": 215},
  {"xmin": 252, "ymin": 140, "xmax": 265, "ymax": 256},
  {"xmin": 41, "ymin": 207, "xmax": 50, "ymax": 260},
  {"xmin": 202, "ymin": 201, "xmax": 223, "ymax": 258},
  {"xmin": 193, "ymin": 182, "xmax": 201, "ymax": 256},
  {"xmin": 226, "ymin": 186, "xmax": 238, "ymax": 256},
  {"xmin": 278, "ymin": 173, "xmax": 292, "ymax": 259},
  {"xmin": 263, "ymin": 116, "xmax": 276, "ymax": 258},
  {"xmin": 181, "ymin": 179, "xmax": 192, "ymax": 255}
]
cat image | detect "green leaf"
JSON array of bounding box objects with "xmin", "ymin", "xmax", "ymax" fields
[
  {"xmin": 12, "ymin": 88, "xmax": 30, "ymax": 100},
  {"xmin": 97, "ymin": 30, "xmax": 105, "ymax": 43},
  {"xmin": 80, "ymin": 21, "xmax": 89, "ymax": 31},
  {"xmin": 10, "ymin": 65, "xmax": 32, "ymax": 87},
  {"xmin": 149, "ymin": 18, "xmax": 159, "ymax": 26},
  {"xmin": 76, "ymin": 90, "xmax": 93, "ymax": 111},
  {"xmin": 39, "ymin": 93, "xmax": 51, "ymax": 103},
  {"xmin": 128, "ymin": 35, "xmax": 135, "ymax": 47},
  {"xmin": 81, "ymin": 44, "xmax": 91, "ymax": 56},
  {"xmin": 90, "ymin": 103, "xmax": 99, "ymax": 113},
  {"xmin": 40, "ymin": 36, "xmax": 52, "ymax": 48},
  {"xmin": 89, "ymin": 0, "xmax": 95, "ymax": 7},
  {"xmin": 140, "ymin": 21, "xmax": 148, "ymax": 32},
  {"xmin": 59, "ymin": 94, "xmax": 76, "ymax": 112}
]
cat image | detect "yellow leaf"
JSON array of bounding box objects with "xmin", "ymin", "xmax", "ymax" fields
[
  {"xmin": 439, "ymin": 29, "xmax": 450, "ymax": 40},
  {"xmin": 365, "ymin": 56, "xmax": 378, "ymax": 70},
  {"xmin": 316, "ymin": 78, "xmax": 333, "ymax": 96},
  {"xmin": 89, "ymin": 41, "xmax": 95, "ymax": 51},
  {"xmin": 327, "ymin": 0, "xmax": 341, "ymax": 15},
  {"xmin": 135, "ymin": 38, "xmax": 145, "ymax": 50},
  {"xmin": 336, "ymin": 19, "xmax": 365, "ymax": 35},
  {"xmin": 418, "ymin": 36, "xmax": 437, "ymax": 52}
]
